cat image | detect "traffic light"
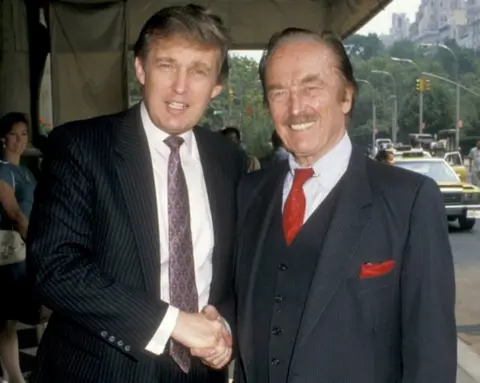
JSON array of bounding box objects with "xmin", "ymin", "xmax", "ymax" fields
[
  {"xmin": 415, "ymin": 78, "xmax": 423, "ymax": 92},
  {"xmin": 425, "ymin": 79, "xmax": 431, "ymax": 91}
]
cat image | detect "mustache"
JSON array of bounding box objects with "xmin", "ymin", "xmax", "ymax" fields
[{"xmin": 284, "ymin": 115, "xmax": 318, "ymax": 126}]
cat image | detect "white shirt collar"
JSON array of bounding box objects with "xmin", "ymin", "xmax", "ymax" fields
[
  {"xmin": 140, "ymin": 102, "xmax": 195, "ymax": 156},
  {"xmin": 288, "ymin": 133, "xmax": 352, "ymax": 187}
]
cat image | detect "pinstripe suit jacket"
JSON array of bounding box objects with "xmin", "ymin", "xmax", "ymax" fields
[
  {"xmin": 233, "ymin": 147, "xmax": 457, "ymax": 383},
  {"xmin": 26, "ymin": 105, "xmax": 245, "ymax": 383}
]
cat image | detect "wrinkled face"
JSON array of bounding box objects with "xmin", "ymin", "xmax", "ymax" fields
[
  {"xmin": 2, "ymin": 122, "xmax": 28, "ymax": 155},
  {"xmin": 265, "ymin": 39, "xmax": 353, "ymax": 165},
  {"xmin": 135, "ymin": 35, "xmax": 223, "ymax": 134}
]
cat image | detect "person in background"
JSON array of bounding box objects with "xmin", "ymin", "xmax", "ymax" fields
[
  {"xmin": 468, "ymin": 140, "xmax": 480, "ymax": 186},
  {"xmin": 0, "ymin": 112, "xmax": 35, "ymax": 383},
  {"xmin": 375, "ymin": 149, "xmax": 395, "ymax": 165},
  {"xmin": 27, "ymin": 4, "xmax": 243, "ymax": 383},
  {"xmin": 260, "ymin": 130, "xmax": 289, "ymax": 169},
  {"xmin": 220, "ymin": 126, "xmax": 260, "ymax": 172}
]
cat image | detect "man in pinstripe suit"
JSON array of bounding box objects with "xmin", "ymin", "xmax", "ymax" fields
[
  {"xmin": 232, "ymin": 28, "xmax": 457, "ymax": 382},
  {"xmin": 26, "ymin": 5, "xmax": 244, "ymax": 383}
]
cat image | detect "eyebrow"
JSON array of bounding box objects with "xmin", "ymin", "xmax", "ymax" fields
[
  {"xmin": 154, "ymin": 57, "xmax": 176, "ymax": 64},
  {"xmin": 154, "ymin": 57, "xmax": 212, "ymax": 72}
]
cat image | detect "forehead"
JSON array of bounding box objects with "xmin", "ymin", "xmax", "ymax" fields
[
  {"xmin": 265, "ymin": 39, "xmax": 339, "ymax": 84},
  {"xmin": 11, "ymin": 121, "xmax": 27, "ymax": 131},
  {"xmin": 148, "ymin": 34, "xmax": 220, "ymax": 65}
]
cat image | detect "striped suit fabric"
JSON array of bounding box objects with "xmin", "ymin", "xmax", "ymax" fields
[{"xmin": 26, "ymin": 104, "xmax": 245, "ymax": 383}]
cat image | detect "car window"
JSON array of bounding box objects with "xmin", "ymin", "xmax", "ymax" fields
[
  {"xmin": 395, "ymin": 160, "xmax": 459, "ymax": 183},
  {"xmin": 445, "ymin": 153, "xmax": 462, "ymax": 166}
]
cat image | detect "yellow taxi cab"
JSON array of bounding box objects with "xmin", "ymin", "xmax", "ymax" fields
[{"xmin": 394, "ymin": 153, "xmax": 480, "ymax": 230}]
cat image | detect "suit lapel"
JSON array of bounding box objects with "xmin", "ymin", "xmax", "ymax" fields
[
  {"xmin": 240, "ymin": 162, "xmax": 289, "ymax": 376},
  {"xmin": 193, "ymin": 127, "xmax": 230, "ymax": 296},
  {"xmin": 114, "ymin": 104, "xmax": 161, "ymax": 297},
  {"xmin": 293, "ymin": 147, "xmax": 373, "ymax": 350}
]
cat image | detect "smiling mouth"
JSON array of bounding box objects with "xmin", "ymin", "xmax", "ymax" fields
[
  {"xmin": 289, "ymin": 122, "xmax": 315, "ymax": 131},
  {"xmin": 166, "ymin": 102, "xmax": 189, "ymax": 110}
]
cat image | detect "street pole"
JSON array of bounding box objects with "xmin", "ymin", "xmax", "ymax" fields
[
  {"xmin": 372, "ymin": 97, "xmax": 376, "ymax": 149},
  {"xmin": 420, "ymin": 44, "xmax": 460, "ymax": 148},
  {"xmin": 419, "ymin": 89, "xmax": 424, "ymax": 133},
  {"xmin": 455, "ymin": 59, "xmax": 460, "ymax": 149},
  {"xmin": 393, "ymin": 96, "xmax": 398, "ymax": 143},
  {"xmin": 390, "ymin": 57, "xmax": 422, "ymax": 134},
  {"xmin": 371, "ymin": 69, "xmax": 397, "ymax": 143},
  {"xmin": 357, "ymin": 79, "xmax": 376, "ymax": 148}
]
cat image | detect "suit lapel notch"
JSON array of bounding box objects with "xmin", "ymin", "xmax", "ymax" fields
[{"xmin": 114, "ymin": 105, "xmax": 161, "ymax": 296}]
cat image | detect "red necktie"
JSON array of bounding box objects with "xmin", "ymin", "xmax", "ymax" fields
[{"xmin": 283, "ymin": 168, "xmax": 314, "ymax": 245}]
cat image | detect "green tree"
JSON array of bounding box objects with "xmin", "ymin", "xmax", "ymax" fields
[
  {"xmin": 201, "ymin": 54, "xmax": 272, "ymax": 157},
  {"xmin": 344, "ymin": 33, "xmax": 385, "ymax": 60},
  {"xmin": 398, "ymin": 84, "xmax": 455, "ymax": 135}
]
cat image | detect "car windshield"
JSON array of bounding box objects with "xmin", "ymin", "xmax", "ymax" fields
[{"xmin": 394, "ymin": 161, "xmax": 459, "ymax": 183}]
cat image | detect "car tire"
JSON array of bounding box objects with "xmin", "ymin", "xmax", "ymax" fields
[{"xmin": 458, "ymin": 216, "xmax": 476, "ymax": 230}]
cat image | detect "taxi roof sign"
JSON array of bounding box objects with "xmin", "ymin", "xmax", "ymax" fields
[
  {"xmin": 401, "ymin": 151, "xmax": 426, "ymax": 158},
  {"xmin": 394, "ymin": 145, "xmax": 413, "ymax": 152}
]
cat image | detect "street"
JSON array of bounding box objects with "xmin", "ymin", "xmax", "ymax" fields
[{"xmin": 450, "ymin": 220, "xmax": 480, "ymax": 383}]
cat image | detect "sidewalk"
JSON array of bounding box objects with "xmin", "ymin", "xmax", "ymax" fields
[
  {"xmin": 458, "ymin": 337, "xmax": 480, "ymax": 383},
  {"xmin": 458, "ymin": 366, "xmax": 479, "ymax": 383}
]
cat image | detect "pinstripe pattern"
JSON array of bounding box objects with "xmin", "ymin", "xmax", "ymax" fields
[
  {"xmin": 233, "ymin": 147, "xmax": 457, "ymax": 383},
  {"xmin": 26, "ymin": 104, "xmax": 245, "ymax": 383}
]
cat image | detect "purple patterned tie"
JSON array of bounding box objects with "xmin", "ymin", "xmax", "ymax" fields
[{"xmin": 164, "ymin": 135, "xmax": 198, "ymax": 373}]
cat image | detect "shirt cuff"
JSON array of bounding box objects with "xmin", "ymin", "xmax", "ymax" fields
[{"xmin": 145, "ymin": 305, "xmax": 180, "ymax": 355}]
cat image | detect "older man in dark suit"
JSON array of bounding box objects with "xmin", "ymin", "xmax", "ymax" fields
[{"xmin": 231, "ymin": 28, "xmax": 457, "ymax": 383}]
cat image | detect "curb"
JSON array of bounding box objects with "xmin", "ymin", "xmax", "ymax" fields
[{"xmin": 458, "ymin": 337, "xmax": 480, "ymax": 382}]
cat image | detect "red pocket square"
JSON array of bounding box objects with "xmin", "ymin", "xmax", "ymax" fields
[{"xmin": 359, "ymin": 260, "xmax": 395, "ymax": 279}]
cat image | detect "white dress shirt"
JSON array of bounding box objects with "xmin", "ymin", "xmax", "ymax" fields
[
  {"xmin": 139, "ymin": 103, "xmax": 215, "ymax": 355},
  {"xmin": 282, "ymin": 134, "xmax": 352, "ymax": 219}
]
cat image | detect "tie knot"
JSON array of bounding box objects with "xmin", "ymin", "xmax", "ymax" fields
[
  {"xmin": 164, "ymin": 135, "xmax": 185, "ymax": 151},
  {"xmin": 293, "ymin": 168, "xmax": 314, "ymax": 186}
]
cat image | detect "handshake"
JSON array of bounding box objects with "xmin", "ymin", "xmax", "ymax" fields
[{"xmin": 171, "ymin": 305, "xmax": 232, "ymax": 369}]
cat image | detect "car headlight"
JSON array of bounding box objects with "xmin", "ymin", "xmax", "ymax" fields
[{"xmin": 464, "ymin": 193, "xmax": 480, "ymax": 203}]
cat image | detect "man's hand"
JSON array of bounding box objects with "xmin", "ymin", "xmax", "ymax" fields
[
  {"xmin": 190, "ymin": 305, "xmax": 233, "ymax": 369},
  {"xmin": 171, "ymin": 310, "xmax": 226, "ymax": 350}
]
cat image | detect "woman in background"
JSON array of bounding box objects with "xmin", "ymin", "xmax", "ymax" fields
[{"xmin": 0, "ymin": 112, "xmax": 36, "ymax": 383}]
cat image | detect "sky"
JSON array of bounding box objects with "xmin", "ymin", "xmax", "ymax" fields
[
  {"xmin": 231, "ymin": 0, "xmax": 421, "ymax": 61},
  {"xmin": 358, "ymin": 0, "xmax": 421, "ymax": 35}
]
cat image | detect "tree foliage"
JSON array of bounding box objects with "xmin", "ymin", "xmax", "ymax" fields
[{"xmin": 346, "ymin": 36, "xmax": 480, "ymax": 150}]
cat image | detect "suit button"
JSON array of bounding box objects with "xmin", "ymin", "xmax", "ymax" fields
[
  {"xmin": 117, "ymin": 340, "xmax": 124, "ymax": 347},
  {"xmin": 271, "ymin": 358, "xmax": 280, "ymax": 366},
  {"xmin": 125, "ymin": 345, "xmax": 131, "ymax": 352},
  {"xmin": 278, "ymin": 263, "xmax": 288, "ymax": 271},
  {"xmin": 108, "ymin": 336, "xmax": 115, "ymax": 342},
  {"xmin": 274, "ymin": 295, "xmax": 283, "ymax": 303},
  {"xmin": 101, "ymin": 331, "xmax": 108, "ymax": 338},
  {"xmin": 272, "ymin": 327, "xmax": 283, "ymax": 335}
]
